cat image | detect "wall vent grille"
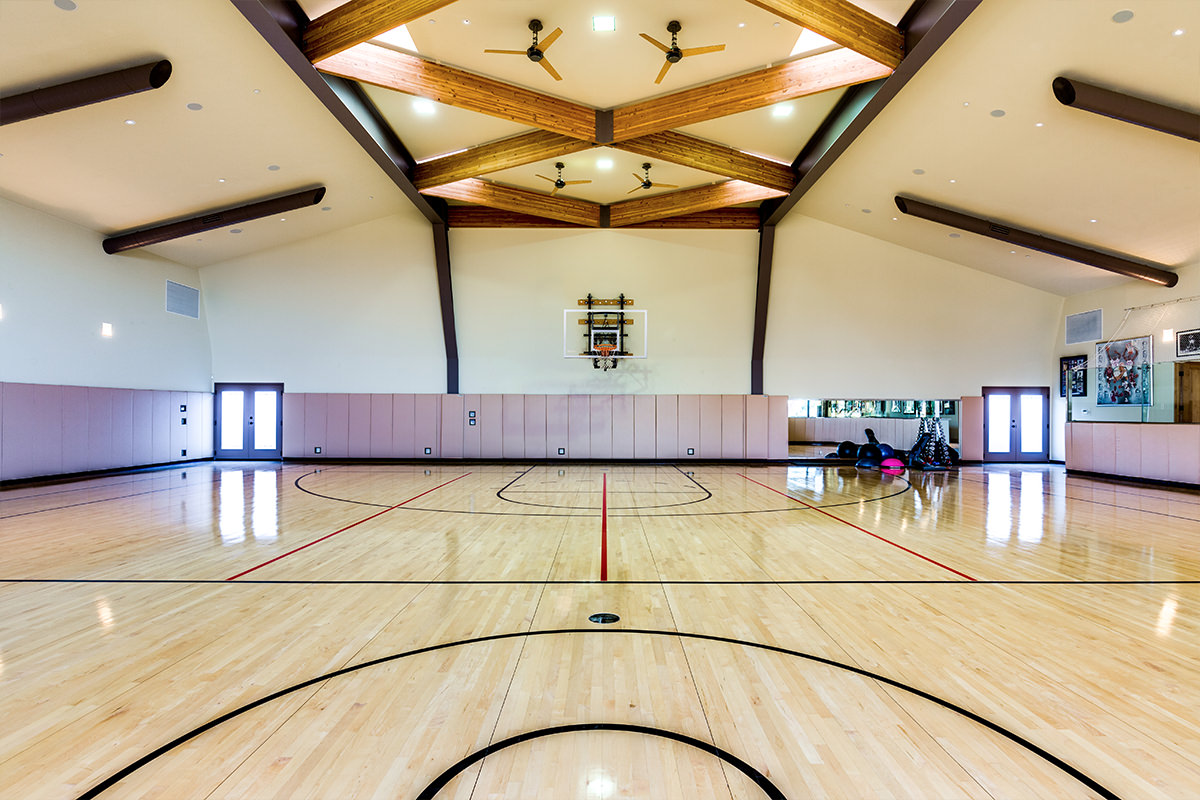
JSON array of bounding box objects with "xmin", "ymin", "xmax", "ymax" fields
[
  {"xmin": 1065, "ymin": 308, "xmax": 1102, "ymax": 345},
  {"xmin": 166, "ymin": 280, "xmax": 200, "ymax": 319}
]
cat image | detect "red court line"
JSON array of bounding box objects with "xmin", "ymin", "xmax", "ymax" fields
[
  {"xmin": 740, "ymin": 474, "xmax": 977, "ymax": 581},
  {"xmin": 600, "ymin": 473, "xmax": 608, "ymax": 582},
  {"xmin": 225, "ymin": 473, "xmax": 472, "ymax": 581}
]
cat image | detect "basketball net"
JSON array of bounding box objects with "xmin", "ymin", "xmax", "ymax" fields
[{"xmin": 594, "ymin": 344, "xmax": 617, "ymax": 371}]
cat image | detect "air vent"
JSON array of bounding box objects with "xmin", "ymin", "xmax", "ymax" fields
[
  {"xmin": 989, "ymin": 223, "xmax": 1011, "ymax": 236},
  {"xmin": 166, "ymin": 280, "xmax": 200, "ymax": 319},
  {"xmin": 200, "ymin": 213, "xmax": 223, "ymax": 225},
  {"xmin": 1065, "ymin": 308, "xmax": 1102, "ymax": 345}
]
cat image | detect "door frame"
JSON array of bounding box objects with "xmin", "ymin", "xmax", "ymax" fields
[
  {"xmin": 214, "ymin": 383, "xmax": 284, "ymax": 460},
  {"xmin": 982, "ymin": 386, "xmax": 1049, "ymax": 462}
]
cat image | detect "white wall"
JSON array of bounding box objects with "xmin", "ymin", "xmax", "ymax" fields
[
  {"xmin": 0, "ymin": 196, "xmax": 212, "ymax": 390},
  {"xmin": 449, "ymin": 228, "xmax": 759, "ymax": 394},
  {"xmin": 201, "ymin": 211, "xmax": 444, "ymax": 393},
  {"xmin": 764, "ymin": 215, "xmax": 1065, "ymax": 398}
]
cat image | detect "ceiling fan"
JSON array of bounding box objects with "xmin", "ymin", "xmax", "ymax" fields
[
  {"xmin": 628, "ymin": 162, "xmax": 679, "ymax": 194},
  {"xmin": 537, "ymin": 162, "xmax": 591, "ymax": 196},
  {"xmin": 484, "ymin": 19, "xmax": 564, "ymax": 81},
  {"xmin": 640, "ymin": 20, "xmax": 725, "ymax": 84}
]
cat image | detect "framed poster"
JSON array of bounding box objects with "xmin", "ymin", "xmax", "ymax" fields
[
  {"xmin": 1096, "ymin": 336, "xmax": 1152, "ymax": 405},
  {"xmin": 1177, "ymin": 328, "xmax": 1200, "ymax": 359},
  {"xmin": 1060, "ymin": 355, "xmax": 1087, "ymax": 398}
]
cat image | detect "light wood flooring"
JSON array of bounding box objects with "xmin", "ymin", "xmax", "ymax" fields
[{"xmin": 1, "ymin": 461, "xmax": 1197, "ymax": 799}]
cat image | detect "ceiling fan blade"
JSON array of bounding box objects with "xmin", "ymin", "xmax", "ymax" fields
[
  {"xmin": 538, "ymin": 57, "xmax": 563, "ymax": 81},
  {"xmin": 632, "ymin": 173, "xmax": 645, "ymax": 182},
  {"xmin": 563, "ymin": 180, "xmax": 591, "ymax": 185},
  {"xmin": 639, "ymin": 33, "xmax": 670, "ymax": 53},
  {"xmin": 680, "ymin": 44, "xmax": 725, "ymax": 57},
  {"xmin": 550, "ymin": 186, "xmax": 561, "ymax": 196},
  {"xmin": 652, "ymin": 182, "xmax": 680, "ymax": 189},
  {"xmin": 627, "ymin": 185, "xmax": 644, "ymax": 194},
  {"xmin": 654, "ymin": 60, "xmax": 673, "ymax": 84},
  {"xmin": 535, "ymin": 174, "xmax": 555, "ymax": 183},
  {"xmin": 539, "ymin": 27, "xmax": 563, "ymax": 50},
  {"xmin": 483, "ymin": 49, "xmax": 527, "ymax": 55}
]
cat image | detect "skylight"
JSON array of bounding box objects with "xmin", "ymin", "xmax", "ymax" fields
[
  {"xmin": 790, "ymin": 28, "xmax": 836, "ymax": 58},
  {"xmin": 376, "ymin": 24, "xmax": 418, "ymax": 52}
]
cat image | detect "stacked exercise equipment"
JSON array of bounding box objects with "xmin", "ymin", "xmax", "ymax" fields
[
  {"xmin": 907, "ymin": 417, "xmax": 959, "ymax": 470},
  {"xmin": 825, "ymin": 428, "xmax": 904, "ymax": 471}
]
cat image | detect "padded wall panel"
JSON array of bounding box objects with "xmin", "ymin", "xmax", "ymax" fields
[
  {"xmin": 768, "ymin": 395, "xmax": 788, "ymax": 459},
  {"xmin": 61, "ymin": 385, "xmax": 90, "ymax": 474},
  {"xmin": 304, "ymin": 393, "xmax": 328, "ymax": 458},
  {"xmin": 369, "ymin": 394, "xmax": 394, "ymax": 458},
  {"xmin": 569, "ymin": 395, "xmax": 590, "ymax": 459},
  {"xmin": 1140, "ymin": 424, "xmax": 1170, "ymax": 481},
  {"xmin": 1113, "ymin": 424, "xmax": 1141, "ymax": 479},
  {"xmin": 151, "ymin": 390, "xmax": 171, "ymax": 465},
  {"xmin": 590, "ymin": 395, "xmax": 612, "ymax": 459},
  {"xmin": 414, "ymin": 395, "xmax": 440, "ymax": 457},
  {"xmin": 0, "ymin": 385, "xmax": 4, "ymax": 479},
  {"xmin": 282, "ymin": 393, "xmax": 306, "ymax": 457},
  {"xmin": 441, "ymin": 394, "xmax": 465, "ymax": 459},
  {"xmin": 200, "ymin": 392, "xmax": 214, "ymax": 456},
  {"xmin": 502, "ymin": 394, "xmax": 525, "ymax": 459},
  {"xmin": 392, "ymin": 394, "xmax": 416, "ymax": 458},
  {"xmin": 699, "ymin": 396, "xmax": 722, "ymax": 458},
  {"xmin": 132, "ymin": 390, "xmax": 154, "ymax": 466},
  {"xmin": 480, "ymin": 395, "xmax": 504, "ymax": 458},
  {"xmin": 170, "ymin": 392, "xmax": 187, "ymax": 461},
  {"xmin": 524, "ymin": 395, "xmax": 547, "ymax": 459},
  {"xmin": 325, "ymin": 394, "xmax": 350, "ymax": 458},
  {"xmin": 745, "ymin": 395, "xmax": 769, "ymax": 459},
  {"xmin": 655, "ymin": 395, "xmax": 678, "ymax": 459},
  {"xmin": 348, "ymin": 394, "xmax": 372, "ymax": 457},
  {"xmin": 1091, "ymin": 423, "xmax": 1116, "ymax": 475},
  {"xmin": 547, "ymin": 395, "xmax": 569, "ymax": 458},
  {"xmin": 460, "ymin": 394, "xmax": 480, "ymax": 458},
  {"xmin": 89, "ymin": 388, "xmax": 115, "ymax": 470},
  {"xmin": 113, "ymin": 390, "xmax": 135, "ymax": 468},
  {"xmin": 612, "ymin": 395, "xmax": 634, "ymax": 459},
  {"xmin": 1069, "ymin": 423, "xmax": 1092, "ymax": 472},
  {"xmin": 1, "ymin": 385, "xmax": 34, "ymax": 479},
  {"xmin": 721, "ymin": 395, "xmax": 745, "ymax": 459},
  {"xmin": 633, "ymin": 395, "xmax": 656, "ymax": 459},
  {"xmin": 1169, "ymin": 425, "xmax": 1200, "ymax": 484},
  {"xmin": 677, "ymin": 395, "xmax": 700, "ymax": 458}
]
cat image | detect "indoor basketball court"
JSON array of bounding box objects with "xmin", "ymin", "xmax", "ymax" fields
[{"xmin": 2, "ymin": 460, "xmax": 1197, "ymax": 798}]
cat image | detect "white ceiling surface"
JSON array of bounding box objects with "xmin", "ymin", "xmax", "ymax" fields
[{"xmin": 0, "ymin": 0, "xmax": 1195, "ymax": 294}]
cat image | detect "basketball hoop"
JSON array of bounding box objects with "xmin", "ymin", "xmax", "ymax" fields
[{"xmin": 594, "ymin": 343, "xmax": 618, "ymax": 371}]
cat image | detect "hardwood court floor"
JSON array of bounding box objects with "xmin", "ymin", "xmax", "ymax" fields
[{"xmin": 1, "ymin": 461, "xmax": 1197, "ymax": 798}]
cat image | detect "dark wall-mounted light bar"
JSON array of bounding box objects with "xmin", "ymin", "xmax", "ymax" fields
[
  {"xmin": 894, "ymin": 195, "xmax": 1178, "ymax": 287},
  {"xmin": 1052, "ymin": 77, "xmax": 1200, "ymax": 142},
  {"xmin": 1, "ymin": 60, "xmax": 172, "ymax": 127},
  {"xmin": 103, "ymin": 187, "xmax": 327, "ymax": 254}
]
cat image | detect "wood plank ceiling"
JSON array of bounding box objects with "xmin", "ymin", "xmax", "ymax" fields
[{"xmin": 303, "ymin": 0, "xmax": 903, "ymax": 228}]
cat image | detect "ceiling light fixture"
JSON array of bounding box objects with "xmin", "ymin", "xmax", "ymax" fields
[
  {"xmin": 1173, "ymin": 28, "xmax": 1185, "ymax": 36},
  {"xmin": 412, "ymin": 98, "xmax": 436, "ymax": 116},
  {"xmin": 0, "ymin": 60, "xmax": 171, "ymax": 126},
  {"xmin": 103, "ymin": 187, "xmax": 326, "ymax": 254},
  {"xmin": 1112, "ymin": 10, "xmax": 1134, "ymax": 23},
  {"xmin": 186, "ymin": 103, "xmax": 203, "ymax": 110},
  {"xmin": 593, "ymin": 16, "xmax": 616, "ymax": 32},
  {"xmin": 101, "ymin": 322, "xmax": 113, "ymax": 337},
  {"xmin": 1053, "ymin": 76, "xmax": 1200, "ymax": 142},
  {"xmin": 124, "ymin": 119, "xmax": 136, "ymax": 125},
  {"xmin": 894, "ymin": 195, "xmax": 1179, "ymax": 286},
  {"xmin": 771, "ymin": 104, "xmax": 793, "ymax": 118},
  {"xmin": 596, "ymin": 158, "xmax": 613, "ymax": 170}
]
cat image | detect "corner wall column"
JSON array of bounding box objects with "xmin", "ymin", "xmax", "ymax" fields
[
  {"xmin": 433, "ymin": 222, "xmax": 459, "ymax": 394},
  {"xmin": 750, "ymin": 223, "xmax": 775, "ymax": 395}
]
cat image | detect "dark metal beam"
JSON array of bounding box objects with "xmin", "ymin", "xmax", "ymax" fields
[
  {"xmin": 750, "ymin": 224, "xmax": 776, "ymax": 395},
  {"xmin": 432, "ymin": 222, "xmax": 459, "ymax": 394},
  {"xmin": 229, "ymin": 0, "xmax": 444, "ymax": 224},
  {"xmin": 1, "ymin": 60, "xmax": 171, "ymax": 126},
  {"xmin": 894, "ymin": 196, "xmax": 1179, "ymax": 287},
  {"xmin": 765, "ymin": 0, "xmax": 982, "ymax": 226},
  {"xmin": 1052, "ymin": 77, "xmax": 1200, "ymax": 142}
]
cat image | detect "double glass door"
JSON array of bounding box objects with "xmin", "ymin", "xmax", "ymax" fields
[
  {"xmin": 983, "ymin": 386, "xmax": 1049, "ymax": 462},
  {"xmin": 215, "ymin": 383, "xmax": 283, "ymax": 459}
]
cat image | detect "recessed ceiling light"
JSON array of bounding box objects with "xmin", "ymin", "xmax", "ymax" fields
[
  {"xmin": 268, "ymin": 164, "xmax": 280, "ymax": 171},
  {"xmin": 990, "ymin": 109, "xmax": 1006, "ymax": 117},
  {"xmin": 596, "ymin": 158, "xmax": 613, "ymax": 170},
  {"xmin": 1035, "ymin": 122, "xmax": 1045, "ymax": 127},
  {"xmin": 1173, "ymin": 28, "xmax": 1186, "ymax": 36},
  {"xmin": 1089, "ymin": 218, "xmax": 1098, "ymax": 223},
  {"xmin": 462, "ymin": 18, "xmax": 469, "ymax": 25},
  {"xmin": 1112, "ymin": 10, "xmax": 1134, "ymax": 23},
  {"xmin": 771, "ymin": 104, "xmax": 793, "ymax": 118},
  {"xmin": 186, "ymin": 103, "xmax": 203, "ymax": 111},
  {"xmin": 737, "ymin": 22, "xmax": 745, "ymax": 28},
  {"xmin": 124, "ymin": 119, "xmax": 136, "ymax": 125},
  {"xmin": 412, "ymin": 98, "xmax": 436, "ymax": 116},
  {"xmin": 962, "ymin": 101, "xmax": 970, "ymax": 107},
  {"xmin": 54, "ymin": 0, "xmax": 77, "ymax": 10},
  {"xmin": 230, "ymin": 228, "xmax": 242, "ymax": 234},
  {"xmin": 217, "ymin": 178, "xmax": 226, "ymax": 183},
  {"xmin": 321, "ymin": 206, "xmax": 332, "ymax": 211},
  {"xmin": 949, "ymin": 179, "xmax": 957, "ymax": 183},
  {"xmin": 279, "ymin": 218, "xmax": 286, "ymax": 222},
  {"xmin": 593, "ymin": 16, "xmax": 616, "ymax": 32},
  {"xmin": 252, "ymin": 89, "xmax": 261, "ymax": 94}
]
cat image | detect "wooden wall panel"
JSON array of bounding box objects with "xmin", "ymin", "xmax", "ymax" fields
[
  {"xmin": 348, "ymin": 394, "xmax": 372, "ymax": 457},
  {"xmin": 721, "ymin": 395, "xmax": 745, "ymax": 459},
  {"xmin": 369, "ymin": 394, "xmax": 394, "ymax": 458},
  {"xmin": 414, "ymin": 394, "xmax": 441, "ymax": 457},
  {"xmin": 656, "ymin": 395, "xmax": 678, "ymax": 459},
  {"xmin": 441, "ymin": 394, "xmax": 465, "ymax": 459},
  {"xmin": 612, "ymin": 395, "xmax": 635, "ymax": 459},
  {"xmin": 590, "ymin": 395, "xmax": 613, "ymax": 459},
  {"xmin": 503, "ymin": 394, "xmax": 525, "ymax": 459},
  {"xmin": 678, "ymin": 395, "xmax": 700, "ymax": 458},
  {"xmin": 546, "ymin": 395, "xmax": 569, "ymax": 458},
  {"xmin": 524, "ymin": 395, "xmax": 548, "ymax": 459},
  {"xmin": 480, "ymin": 394, "xmax": 504, "ymax": 458},
  {"xmin": 61, "ymin": 385, "xmax": 90, "ymax": 474},
  {"xmin": 393, "ymin": 394, "xmax": 417, "ymax": 458},
  {"xmin": 283, "ymin": 393, "xmax": 305, "ymax": 458},
  {"xmin": 304, "ymin": 393, "xmax": 328, "ymax": 458},
  {"xmin": 699, "ymin": 395, "xmax": 723, "ymax": 458},
  {"xmin": 745, "ymin": 395, "xmax": 769, "ymax": 459},
  {"xmin": 569, "ymin": 395, "xmax": 591, "ymax": 459},
  {"xmin": 768, "ymin": 395, "xmax": 789, "ymax": 459},
  {"xmin": 633, "ymin": 395, "xmax": 657, "ymax": 459},
  {"xmin": 325, "ymin": 394, "xmax": 350, "ymax": 458}
]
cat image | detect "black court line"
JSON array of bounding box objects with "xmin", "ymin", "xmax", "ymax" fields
[
  {"xmin": 5, "ymin": 578, "xmax": 1199, "ymax": 585},
  {"xmin": 0, "ymin": 473, "xmax": 223, "ymax": 521},
  {"xmin": 957, "ymin": 474, "xmax": 1200, "ymax": 523},
  {"xmin": 73, "ymin": 628, "xmax": 1123, "ymax": 800},
  {"xmin": 496, "ymin": 463, "xmax": 714, "ymax": 510}
]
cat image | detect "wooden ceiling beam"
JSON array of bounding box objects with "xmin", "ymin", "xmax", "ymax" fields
[
  {"xmin": 447, "ymin": 208, "xmax": 586, "ymax": 228},
  {"xmin": 414, "ymin": 131, "xmax": 592, "ymax": 190},
  {"xmin": 446, "ymin": 207, "xmax": 763, "ymax": 229},
  {"xmin": 317, "ymin": 43, "xmax": 597, "ymax": 140},
  {"xmin": 613, "ymin": 132, "xmax": 796, "ymax": 194},
  {"xmin": 424, "ymin": 179, "xmax": 602, "ymax": 227},
  {"xmin": 741, "ymin": 0, "xmax": 904, "ymax": 69},
  {"xmin": 623, "ymin": 208, "xmax": 763, "ymax": 229},
  {"xmin": 303, "ymin": 0, "xmax": 459, "ymax": 63},
  {"xmin": 611, "ymin": 49, "xmax": 893, "ymax": 141},
  {"xmin": 609, "ymin": 181, "xmax": 785, "ymax": 227}
]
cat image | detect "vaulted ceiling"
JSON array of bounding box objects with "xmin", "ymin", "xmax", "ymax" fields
[{"xmin": 1, "ymin": 0, "xmax": 1197, "ymax": 296}]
